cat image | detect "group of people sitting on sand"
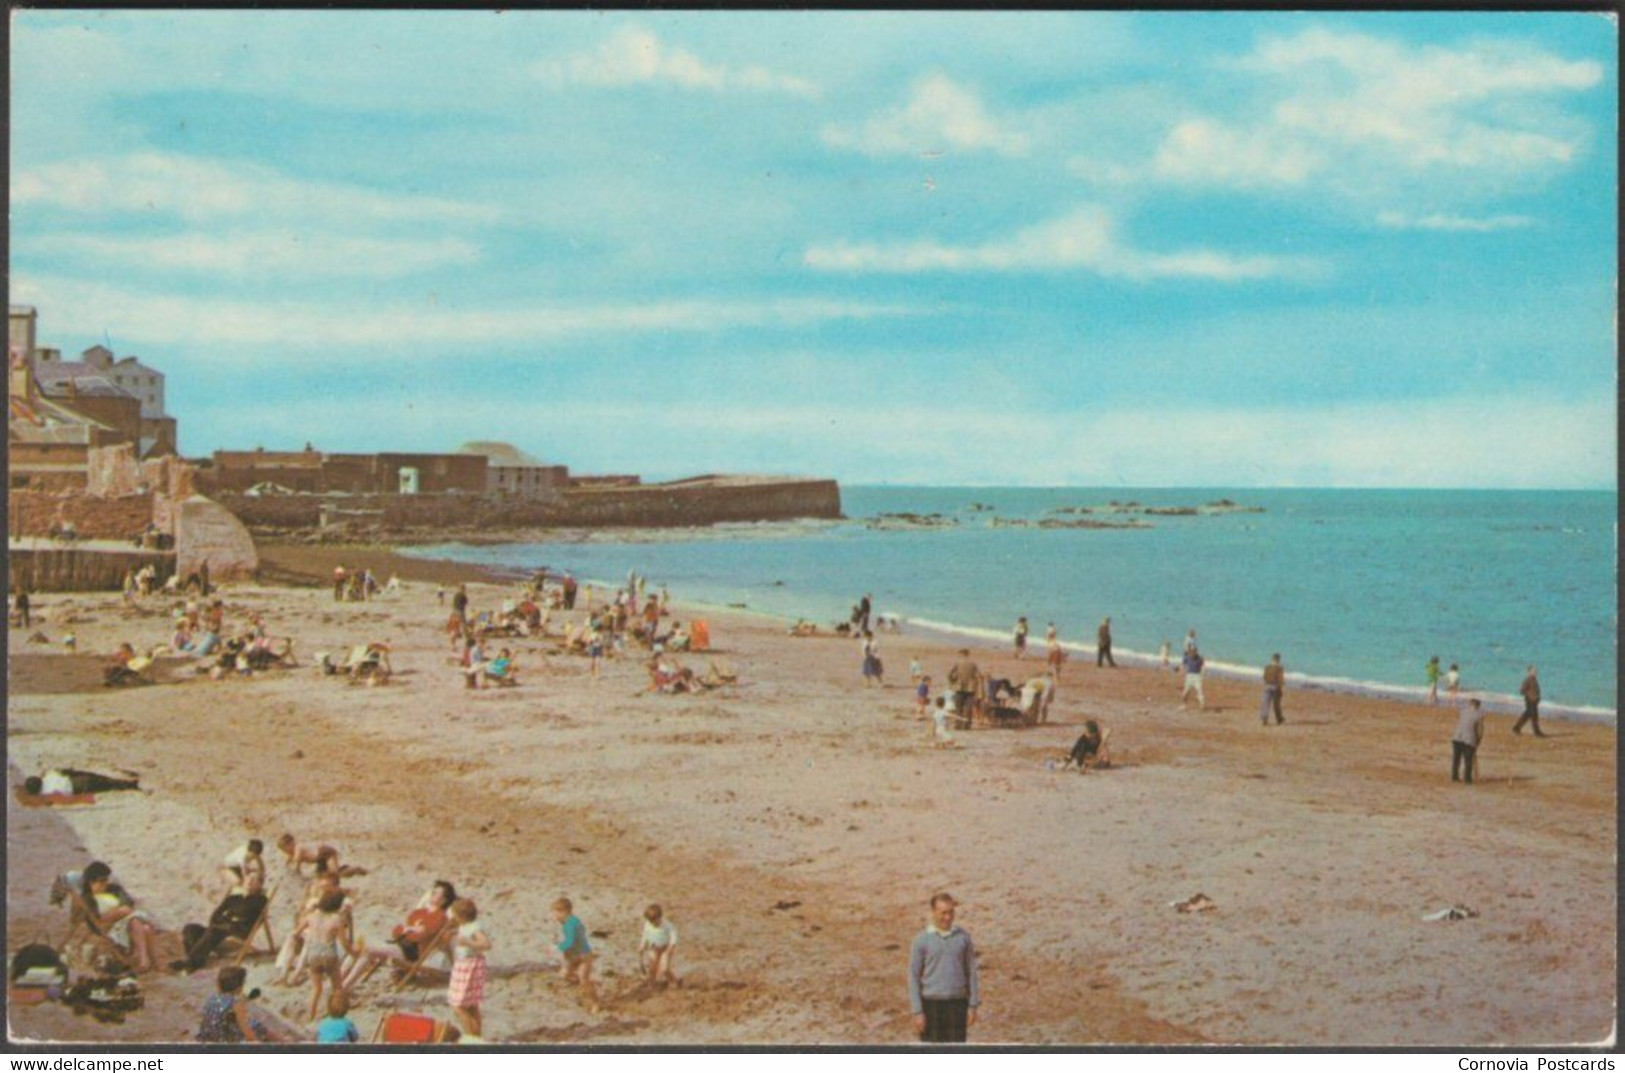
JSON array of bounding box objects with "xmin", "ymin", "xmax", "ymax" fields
[
  {"xmin": 903, "ymin": 648, "xmax": 1110, "ymax": 768},
  {"xmin": 46, "ymin": 824, "xmax": 687, "ymax": 1043},
  {"xmin": 102, "ymin": 598, "xmax": 299, "ymax": 688},
  {"xmin": 910, "ymin": 650, "xmax": 1058, "ymax": 730},
  {"xmin": 332, "ymin": 565, "xmax": 399, "ymax": 604}
]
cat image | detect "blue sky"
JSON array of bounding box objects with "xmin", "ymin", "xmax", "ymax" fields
[{"xmin": 10, "ymin": 11, "xmax": 1617, "ymax": 487}]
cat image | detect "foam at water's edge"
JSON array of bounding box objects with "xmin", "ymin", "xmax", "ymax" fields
[
  {"xmin": 904, "ymin": 618, "xmax": 1616, "ymax": 724},
  {"xmin": 403, "ymin": 546, "xmax": 1617, "ymax": 726}
]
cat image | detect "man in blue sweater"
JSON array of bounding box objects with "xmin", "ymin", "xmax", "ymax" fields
[{"xmin": 908, "ymin": 892, "xmax": 981, "ymax": 1043}]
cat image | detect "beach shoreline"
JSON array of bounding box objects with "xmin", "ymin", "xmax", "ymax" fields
[{"xmin": 7, "ymin": 545, "xmax": 1615, "ymax": 1046}]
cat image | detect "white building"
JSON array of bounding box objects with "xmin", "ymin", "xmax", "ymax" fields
[
  {"xmin": 456, "ymin": 441, "xmax": 568, "ymax": 498},
  {"xmin": 77, "ymin": 345, "xmax": 166, "ymax": 421}
]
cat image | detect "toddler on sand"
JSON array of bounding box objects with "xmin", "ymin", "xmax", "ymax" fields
[
  {"xmin": 554, "ymin": 897, "xmax": 600, "ymax": 1012},
  {"xmin": 639, "ymin": 904, "xmax": 680, "ymax": 987}
]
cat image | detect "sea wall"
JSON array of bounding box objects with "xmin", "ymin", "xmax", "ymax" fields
[
  {"xmin": 8, "ymin": 547, "xmax": 175, "ymax": 593},
  {"xmin": 215, "ymin": 479, "xmax": 843, "ymax": 533}
]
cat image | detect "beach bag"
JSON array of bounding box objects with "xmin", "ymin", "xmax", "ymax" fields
[{"xmin": 10, "ymin": 942, "xmax": 67, "ymax": 985}]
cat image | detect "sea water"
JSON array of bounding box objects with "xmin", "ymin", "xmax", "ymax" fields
[{"xmin": 407, "ymin": 488, "xmax": 1618, "ymax": 719}]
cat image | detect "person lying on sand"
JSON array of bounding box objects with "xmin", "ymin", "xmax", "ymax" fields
[
  {"xmin": 1061, "ymin": 720, "xmax": 1112, "ymax": 772},
  {"xmin": 788, "ymin": 619, "xmax": 820, "ymax": 637},
  {"xmin": 277, "ymin": 835, "xmax": 368, "ymax": 879},
  {"xmin": 24, "ymin": 768, "xmax": 142, "ymax": 797}
]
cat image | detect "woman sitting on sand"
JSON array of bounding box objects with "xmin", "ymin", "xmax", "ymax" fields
[
  {"xmin": 197, "ymin": 966, "xmax": 266, "ymax": 1043},
  {"xmin": 647, "ymin": 658, "xmax": 700, "ymax": 694},
  {"xmin": 103, "ymin": 643, "xmax": 142, "ymax": 687},
  {"xmin": 1063, "ymin": 720, "xmax": 1111, "ymax": 772},
  {"xmin": 342, "ymin": 880, "xmax": 458, "ymax": 990},
  {"xmin": 486, "ymin": 649, "xmax": 518, "ymax": 687},
  {"xmin": 82, "ymin": 861, "xmax": 162, "ymax": 973},
  {"xmin": 170, "ymin": 620, "xmax": 196, "ymax": 653}
]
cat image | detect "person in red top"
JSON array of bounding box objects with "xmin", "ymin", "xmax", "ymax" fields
[{"xmin": 341, "ymin": 880, "xmax": 457, "ymax": 990}]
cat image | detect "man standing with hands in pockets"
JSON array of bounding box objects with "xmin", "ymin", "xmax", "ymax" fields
[{"xmin": 909, "ymin": 892, "xmax": 981, "ymax": 1043}]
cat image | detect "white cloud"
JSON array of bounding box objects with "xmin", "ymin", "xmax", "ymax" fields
[
  {"xmin": 11, "ymin": 152, "xmax": 501, "ymax": 226},
  {"xmin": 1375, "ymin": 211, "xmax": 1534, "ymax": 233},
  {"xmin": 805, "ymin": 207, "xmax": 1318, "ymax": 282},
  {"xmin": 822, "ymin": 74, "xmax": 1029, "ymax": 157},
  {"xmin": 1151, "ymin": 28, "xmax": 1603, "ymax": 199},
  {"xmin": 534, "ymin": 27, "xmax": 817, "ymax": 97},
  {"xmin": 9, "ymin": 274, "xmax": 916, "ymax": 354},
  {"xmin": 41, "ymin": 231, "xmax": 482, "ymax": 278}
]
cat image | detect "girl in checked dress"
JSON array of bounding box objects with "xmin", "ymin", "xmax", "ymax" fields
[{"xmin": 448, "ymin": 898, "xmax": 490, "ymax": 1040}]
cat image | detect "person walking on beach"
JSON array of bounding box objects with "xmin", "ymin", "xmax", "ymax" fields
[
  {"xmin": 1184, "ymin": 629, "xmax": 1198, "ymax": 656},
  {"xmin": 858, "ymin": 594, "xmax": 873, "ymax": 635},
  {"xmin": 1426, "ymin": 656, "xmax": 1442, "ymax": 706},
  {"xmin": 947, "ymin": 650, "xmax": 981, "ymax": 725},
  {"xmin": 13, "ymin": 586, "xmax": 30, "ymax": 629},
  {"xmin": 1452, "ymin": 698, "xmax": 1486, "ymax": 784},
  {"xmin": 1446, "ymin": 663, "xmax": 1461, "ymax": 705},
  {"xmin": 908, "ymin": 892, "xmax": 980, "ymax": 1043},
  {"xmin": 1013, "ymin": 617, "xmax": 1029, "ymax": 660},
  {"xmin": 1096, "ymin": 618, "xmax": 1117, "ymax": 668},
  {"xmin": 1045, "ymin": 624, "xmax": 1065, "ymax": 679},
  {"xmin": 861, "ymin": 631, "xmax": 884, "ymax": 688},
  {"xmin": 1159, "ymin": 640, "xmax": 1172, "ymax": 671},
  {"xmin": 332, "ymin": 565, "xmax": 346, "ymax": 603},
  {"xmin": 1180, "ymin": 647, "xmax": 1206, "ymax": 710},
  {"xmin": 1513, "ymin": 666, "xmax": 1546, "ymax": 737},
  {"xmin": 1260, "ymin": 653, "xmax": 1285, "ymax": 725}
]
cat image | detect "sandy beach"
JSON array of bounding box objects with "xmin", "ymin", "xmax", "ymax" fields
[{"xmin": 6, "ymin": 542, "xmax": 1615, "ymax": 1046}]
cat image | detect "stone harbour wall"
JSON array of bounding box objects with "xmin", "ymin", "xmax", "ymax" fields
[
  {"xmin": 216, "ymin": 478, "xmax": 843, "ymax": 533},
  {"xmin": 7, "ymin": 491, "xmax": 157, "ymax": 540},
  {"xmin": 8, "ymin": 547, "xmax": 175, "ymax": 593}
]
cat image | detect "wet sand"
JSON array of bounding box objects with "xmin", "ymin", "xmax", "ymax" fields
[{"xmin": 6, "ymin": 545, "xmax": 1615, "ymax": 1046}]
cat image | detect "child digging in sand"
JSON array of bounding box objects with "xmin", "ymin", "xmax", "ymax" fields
[
  {"xmin": 639, "ymin": 904, "xmax": 680, "ymax": 988},
  {"xmin": 295, "ymin": 890, "xmax": 355, "ymax": 1022},
  {"xmin": 553, "ymin": 897, "xmax": 600, "ymax": 1012}
]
